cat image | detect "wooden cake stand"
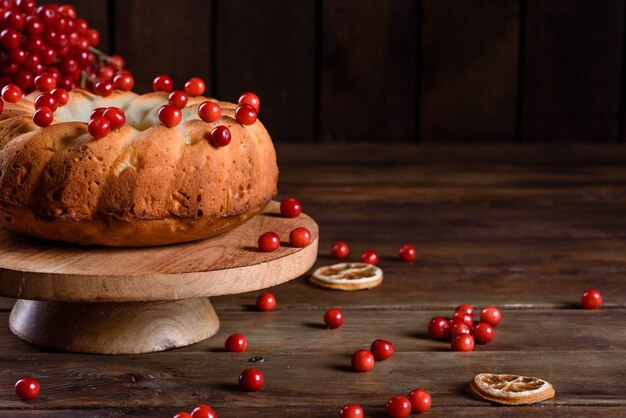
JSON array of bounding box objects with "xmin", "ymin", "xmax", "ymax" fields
[{"xmin": 0, "ymin": 201, "xmax": 318, "ymax": 354}]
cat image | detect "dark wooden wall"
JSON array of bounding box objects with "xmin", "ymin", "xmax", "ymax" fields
[{"xmin": 53, "ymin": 0, "xmax": 626, "ymax": 143}]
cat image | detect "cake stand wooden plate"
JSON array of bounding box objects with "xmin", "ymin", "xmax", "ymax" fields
[{"xmin": 0, "ymin": 201, "xmax": 318, "ymax": 354}]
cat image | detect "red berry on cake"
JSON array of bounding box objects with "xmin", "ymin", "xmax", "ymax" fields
[
  {"xmin": 88, "ymin": 116, "xmax": 111, "ymax": 139},
  {"xmin": 235, "ymin": 104, "xmax": 258, "ymax": 126},
  {"xmin": 94, "ymin": 81, "xmax": 114, "ymax": 97},
  {"xmin": 32, "ymin": 106, "xmax": 53, "ymax": 127},
  {"xmin": 2, "ymin": 84, "xmax": 23, "ymax": 103},
  {"xmin": 258, "ymin": 232, "xmax": 280, "ymax": 252},
  {"xmin": 34, "ymin": 93, "xmax": 58, "ymax": 111},
  {"xmin": 198, "ymin": 101, "xmax": 221, "ymax": 123},
  {"xmin": 34, "ymin": 73, "xmax": 57, "ymax": 92},
  {"xmin": 152, "ymin": 75, "xmax": 173, "ymax": 92},
  {"xmin": 184, "ymin": 77, "xmax": 206, "ymax": 96},
  {"xmin": 113, "ymin": 73, "xmax": 134, "ymax": 91},
  {"xmin": 51, "ymin": 88, "xmax": 69, "ymax": 106},
  {"xmin": 168, "ymin": 90, "xmax": 188, "ymax": 109},
  {"xmin": 209, "ymin": 125, "xmax": 231, "ymax": 147},
  {"xmin": 280, "ymin": 197, "xmax": 302, "ymax": 218},
  {"xmin": 289, "ymin": 227, "xmax": 311, "ymax": 247},
  {"xmin": 103, "ymin": 107, "xmax": 126, "ymax": 130},
  {"xmin": 90, "ymin": 107, "xmax": 107, "ymax": 120},
  {"xmin": 238, "ymin": 92, "xmax": 260, "ymax": 112},
  {"xmin": 158, "ymin": 105, "xmax": 183, "ymax": 128}
]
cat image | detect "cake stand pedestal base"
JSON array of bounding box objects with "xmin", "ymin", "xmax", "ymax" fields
[{"xmin": 9, "ymin": 298, "xmax": 219, "ymax": 354}]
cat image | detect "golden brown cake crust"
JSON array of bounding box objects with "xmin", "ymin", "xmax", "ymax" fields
[{"xmin": 0, "ymin": 90, "xmax": 278, "ymax": 246}]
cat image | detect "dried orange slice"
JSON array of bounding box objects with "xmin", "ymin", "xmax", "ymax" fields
[
  {"xmin": 310, "ymin": 262, "xmax": 383, "ymax": 291},
  {"xmin": 470, "ymin": 373, "xmax": 555, "ymax": 405}
]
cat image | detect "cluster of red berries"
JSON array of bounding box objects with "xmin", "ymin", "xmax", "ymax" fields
[
  {"xmin": 351, "ymin": 338, "xmax": 394, "ymax": 372},
  {"xmin": 330, "ymin": 242, "xmax": 417, "ymax": 265},
  {"xmin": 428, "ymin": 304, "xmax": 501, "ymax": 352},
  {"xmin": 87, "ymin": 106, "xmax": 124, "ymax": 138},
  {"xmin": 0, "ymin": 1, "xmax": 133, "ymax": 95},
  {"xmin": 154, "ymin": 76, "xmax": 206, "ymax": 128},
  {"xmin": 172, "ymin": 403, "xmax": 217, "ymax": 418},
  {"xmin": 257, "ymin": 197, "xmax": 311, "ymax": 252},
  {"xmin": 340, "ymin": 389, "xmax": 431, "ymax": 418}
]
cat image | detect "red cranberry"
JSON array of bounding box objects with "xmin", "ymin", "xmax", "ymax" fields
[
  {"xmin": 397, "ymin": 243, "xmax": 416, "ymax": 262},
  {"xmin": 370, "ymin": 339, "xmax": 394, "ymax": 361},
  {"xmin": 258, "ymin": 232, "xmax": 280, "ymax": 252},
  {"xmin": 190, "ymin": 404, "xmax": 217, "ymax": 418},
  {"xmin": 351, "ymin": 349, "xmax": 374, "ymax": 372},
  {"xmin": 451, "ymin": 334, "xmax": 474, "ymax": 352},
  {"xmin": 280, "ymin": 197, "xmax": 302, "ymax": 218},
  {"xmin": 324, "ymin": 307, "xmax": 344, "ymax": 329},
  {"xmin": 224, "ymin": 333, "xmax": 247, "ymax": 352},
  {"xmin": 359, "ymin": 250, "xmax": 379, "ymax": 265},
  {"xmin": 15, "ymin": 377, "xmax": 40, "ymax": 400},
  {"xmin": 581, "ymin": 289, "xmax": 602, "ymax": 309},
  {"xmin": 235, "ymin": 104, "xmax": 257, "ymax": 125},
  {"xmin": 331, "ymin": 241, "xmax": 350, "ymax": 259},
  {"xmin": 256, "ymin": 292, "xmax": 276, "ymax": 312},
  {"xmin": 339, "ymin": 404, "xmax": 363, "ymax": 418},
  {"xmin": 428, "ymin": 316, "xmax": 450, "ymax": 340},
  {"xmin": 238, "ymin": 368, "xmax": 264, "ymax": 391},
  {"xmin": 289, "ymin": 227, "xmax": 311, "ymax": 247},
  {"xmin": 238, "ymin": 92, "xmax": 260, "ymax": 112},
  {"xmin": 386, "ymin": 396, "xmax": 411, "ymax": 418},
  {"xmin": 408, "ymin": 388, "xmax": 431, "ymax": 413},
  {"xmin": 479, "ymin": 306, "xmax": 502, "ymax": 326},
  {"xmin": 209, "ymin": 125, "xmax": 231, "ymax": 147},
  {"xmin": 472, "ymin": 322, "xmax": 494, "ymax": 344},
  {"xmin": 198, "ymin": 101, "xmax": 221, "ymax": 123}
]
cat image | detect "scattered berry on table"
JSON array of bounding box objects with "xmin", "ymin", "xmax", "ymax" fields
[
  {"xmin": 371, "ymin": 339, "xmax": 394, "ymax": 361},
  {"xmin": 455, "ymin": 303, "xmax": 474, "ymax": 316},
  {"xmin": 397, "ymin": 243, "xmax": 416, "ymax": 262},
  {"xmin": 351, "ymin": 349, "xmax": 375, "ymax": 372},
  {"xmin": 330, "ymin": 241, "xmax": 350, "ymax": 259},
  {"xmin": 428, "ymin": 317, "xmax": 450, "ymax": 340},
  {"xmin": 359, "ymin": 249, "xmax": 379, "ymax": 265},
  {"xmin": 238, "ymin": 368, "xmax": 264, "ymax": 392},
  {"xmin": 235, "ymin": 104, "xmax": 257, "ymax": 126},
  {"xmin": 324, "ymin": 307, "xmax": 344, "ymax": 329},
  {"xmin": 451, "ymin": 334, "xmax": 474, "ymax": 352},
  {"xmin": 191, "ymin": 403, "xmax": 217, "ymax": 418},
  {"xmin": 407, "ymin": 388, "xmax": 431, "ymax": 413},
  {"xmin": 198, "ymin": 101, "xmax": 221, "ymax": 123},
  {"xmin": 451, "ymin": 310, "xmax": 474, "ymax": 327},
  {"xmin": 257, "ymin": 232, "xmax": 280, "ymax": 252},
  {"xmin": 209, "ymin": 125, "xmax": 231, "ymax": 147},
  {"xmin": 224, "ymin": 333, "xmax": 247, "ymax": 352},
  {"xmin": 449, "ymin": 319, "xmax": 472, "ymax": 337},
  {"xmin": 238, "ymin": 92, "xmax": 260, "ymax": 112},
  {"xmin": 581, "ymin": 289, "xmax": 602, "ymax": 309},
  {"xmin": 479, "ymin": 306, "xmax": 501, "ymax": 326},
  {"xmin": 472, "ymin": 322, "xmax": 494, "ymax": 344},
  {"xmin": 386, "ymin": 396, "xmax": 412, "ymax": 418},
  {"xmin": 15, "ymin": 377, "xmax": 40, "ymax": 400},
  {"xmin": 280, "ymin": 197, "xmax": 302, "ymax": 218},
  {"xmin": 289, "ymin": 227, "xmax": 311, "ymax": 247},
  {"xmin": 339, "ymin": 404, "xmax": 363, "ymax": 418},
  {"xmin": 256, "ymin": 292, "xmax": 276, "ymax": 311}
]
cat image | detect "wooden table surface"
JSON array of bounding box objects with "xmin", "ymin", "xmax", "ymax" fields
[{"xmin": 1, "ymin": 144, "xmax": 625, "ymax": 417}]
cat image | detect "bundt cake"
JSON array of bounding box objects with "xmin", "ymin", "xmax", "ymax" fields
[{"xmin": 0, "ymin": 89, "xmax": 278, "ymax": 246}]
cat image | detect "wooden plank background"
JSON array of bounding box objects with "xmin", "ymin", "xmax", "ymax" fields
[{"xmin": 41, "ymin": 0, "xmax": 626, "ymax": 143}]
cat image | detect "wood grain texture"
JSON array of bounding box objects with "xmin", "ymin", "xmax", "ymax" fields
[
  {"xmin": 215, "ymin": 0, "xmax": 317, "ymax": 142},
  {"xmin": 0, "ymin": 202, "xmax": 319, "ymax": 302},
  {"xmin": 420, "ymin": 0, "xmax": 520, "ymax": 142},
  {"xmin": 9, "ymin": 298, "xmax": 219, "ymax": 354},
  {"xmin": 113, "ymin": 0, "xmax": 212, "ymax": 93},
  {"xmin": 522, "ymin": 0, "xmax": 625, "ymax": 142},
  {"xmin": 0, "ymin": 351, "xmax": 622, "ymax": 408},
  {"xmin": 320, "ymin": 0, "xmax": 417, "ymax": 142}
]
